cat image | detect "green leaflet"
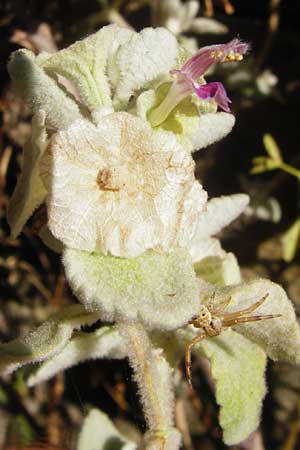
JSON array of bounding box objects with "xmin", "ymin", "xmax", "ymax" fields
[
  {"xmin": 0, "ymin": 305, "xmax": 100, "ymax": 376},
  {"xmin": 63, "ymin": 248, "xmax": 200, "ymax": 330}
]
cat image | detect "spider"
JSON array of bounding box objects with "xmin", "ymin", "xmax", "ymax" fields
[{"xmin": 185, "ymin": 293, "xmax": 281, "ymax": 388}]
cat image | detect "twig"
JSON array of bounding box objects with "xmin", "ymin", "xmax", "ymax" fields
[{"xmin": 256, "ymin": 0, "xmax": 281, "ymax": 72}]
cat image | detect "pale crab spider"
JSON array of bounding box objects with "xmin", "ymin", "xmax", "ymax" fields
[{"xmin": 185, "ymin": 293, "xmax": 281, "ymax": 388}]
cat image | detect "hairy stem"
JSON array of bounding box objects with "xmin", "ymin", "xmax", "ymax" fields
[{"xmin": 118, "ymin": 321, "xmax": 181, "ymax": 450}]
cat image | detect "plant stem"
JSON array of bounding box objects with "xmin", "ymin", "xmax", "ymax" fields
[
  {"xmin": 118, "ymin": 321, "xmax": 181, "ymax": 450},
  {"xmin": 280, "ymin": 163, "xmax": 300, "ymax": 179}
]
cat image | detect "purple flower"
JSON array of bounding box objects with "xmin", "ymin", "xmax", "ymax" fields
[{"xmin": 149, "ymin": 38, "xmax": 249, "ymax": 126}]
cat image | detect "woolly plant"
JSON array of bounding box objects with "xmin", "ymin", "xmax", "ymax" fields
[{"xmin": 3, "ymin": 25, "xmax": 300, "ymax": 449}]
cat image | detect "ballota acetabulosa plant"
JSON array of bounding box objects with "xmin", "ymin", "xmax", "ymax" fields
[{"xmin": 2, "ymin": 24, "xmax": 300, "ymax": 450}]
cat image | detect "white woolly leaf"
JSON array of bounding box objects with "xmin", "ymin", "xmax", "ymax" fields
[
  {"xmin": 41, "ymin": 25, "xmax": 133, "ymax": 113},
  {"xmin": 191, "ymin": 194, "xmax": 249, "ymax": 242},
  {"xmin": 0, "ymin": 305, "xmax": 100, "ymax": 376},
  {"xmin": 194, "ymin": 253, "xmax": 241, "ymax": 285},
  {"xmin": 63, "ymin": 248, "xmax": 200, "ymax": 330},
  {"xmin": 8, "ymin": 49, "xmax": 82, "ymax": 130},
  {"xmin": 113, "ymin": 28, "xmax": 178, "ymax": 109},
  {"xmin": 28, "ymin": 326, "xmax": 125, "ymax": 386},
  {"xmin": 78, "ymin": 408, "xmax": 136, "ymax": 450},
  {"xmin": 189, "ymin": 112, "xmax": 235, "ymax": 152},
  {"xmin": 203, "ymin": 279, "xmax": 300, "ymax": 363},
  {"xmin": 188, "ymin": 237, "xmax": 225, "ymax": 263},
  {"xmin": 7, "ymin": 111, "xmax": 48, "ymax": 238},
  {"xmin": 41, "ymin": 112, "xmax": 206, "ymax": 257},
  {"xmin": 180, "ymin": 329, "xmax": 267, "ymax": 445}
]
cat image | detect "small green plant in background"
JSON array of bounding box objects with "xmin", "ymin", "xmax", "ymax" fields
[{"xmin": 251, "ymin": 134, "xmax": 300, "ymax": 262}]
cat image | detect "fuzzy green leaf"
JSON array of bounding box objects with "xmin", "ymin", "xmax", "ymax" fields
[
  {"xmin": 28, "ymin": 326, "xmax": 125, "ymax": 386},
  {"xmin": 0, "ymin": 305, "xmax": 100, "ymax": 376},
  {"xmin": 63, "ymin": 248, "xmax": 200, "ymax": 330}
]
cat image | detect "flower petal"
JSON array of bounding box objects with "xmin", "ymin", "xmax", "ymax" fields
[
  {"xmin": 181, "ymin": 38, "xmax": 249, "ymax": 80},
  {"xmin": 194, "ymin": 82, "xmax": 231, "ymax": 112}
]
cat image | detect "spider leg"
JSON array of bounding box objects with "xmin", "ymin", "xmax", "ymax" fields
[
  {"xmin": 222, "ymin": 313, "xmax": 281, "ymax": 327},
  {"xmin": 211, "ymin": 296, "xmax": 232, "ymax": 315},
  {"xmin": 220, "ymin": 293, "xmax": 269, "ymax": 320},
  {"xmin": 185, "ymin": 333, "xmax": 207, "ymax": 389}
]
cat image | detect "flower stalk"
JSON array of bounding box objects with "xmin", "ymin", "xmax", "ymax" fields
[{"xmin": 118, "ymin": 321, "xmax": 181, "ymax": 450}]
